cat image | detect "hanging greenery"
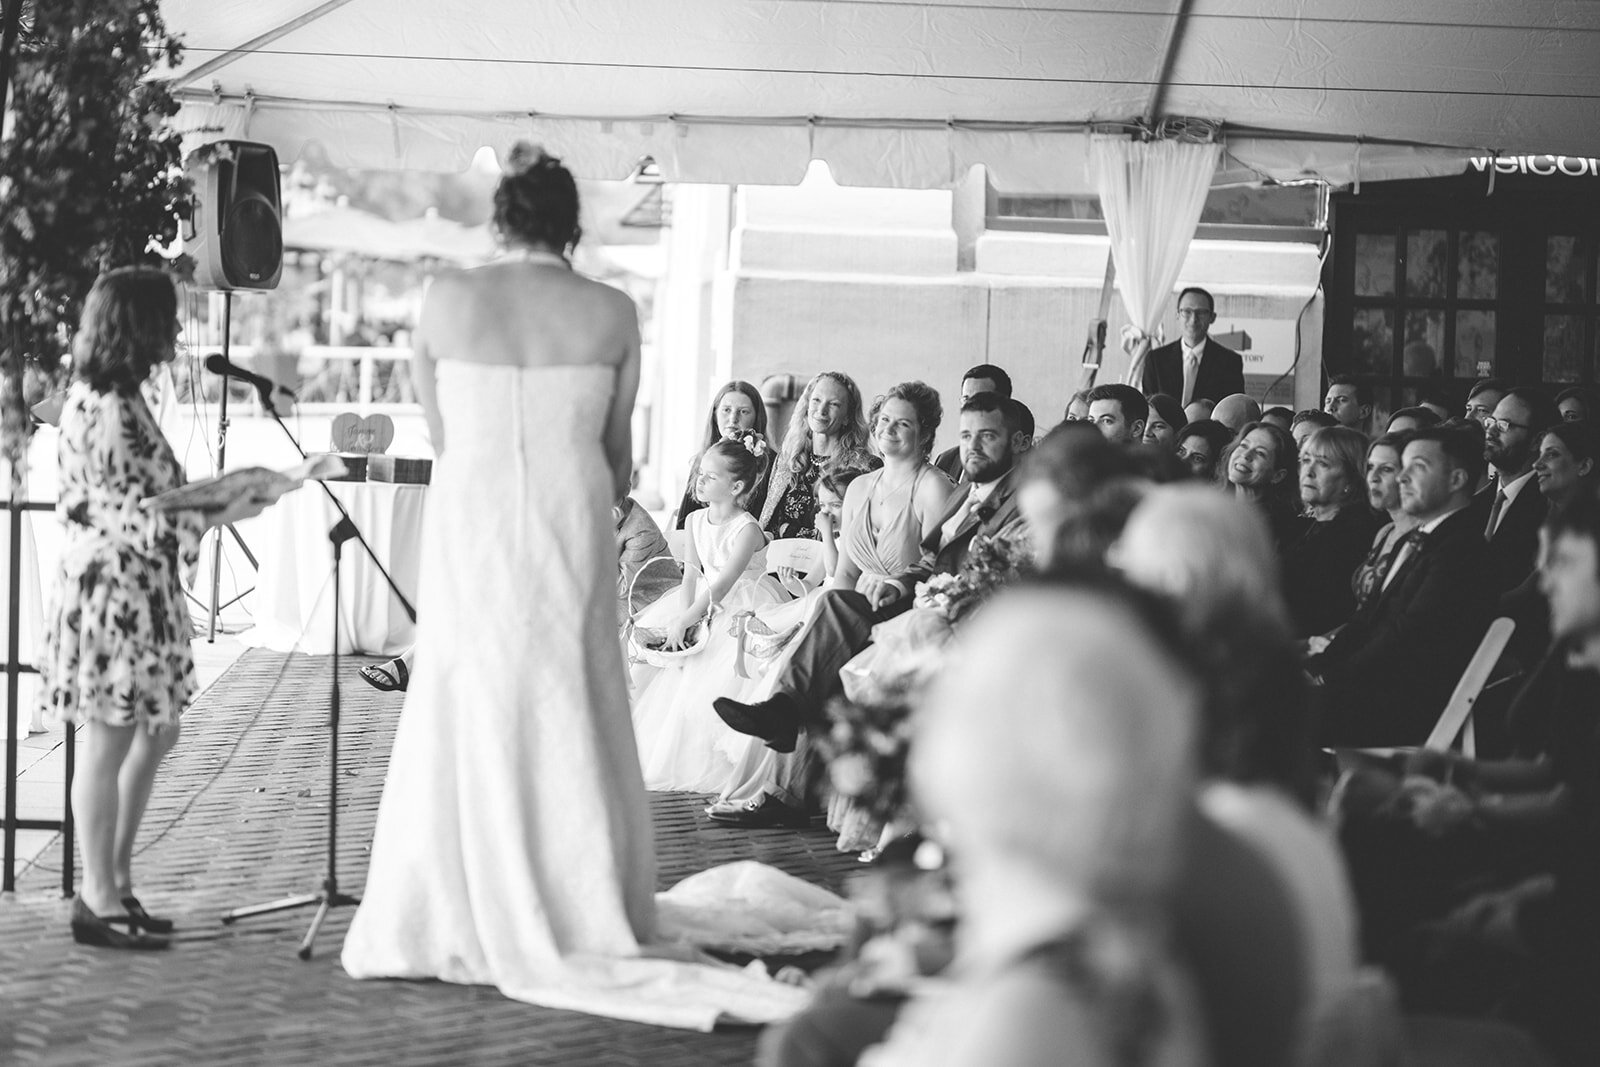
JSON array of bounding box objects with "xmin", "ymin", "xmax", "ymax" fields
[{"xmin": 0, "ymin": 0, "xmax": 191, "ymax": 471}]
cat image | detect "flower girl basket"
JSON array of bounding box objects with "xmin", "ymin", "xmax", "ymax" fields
[{"xmin": 625, "ymin": 557, "xmax": 719, "ymax": 668}]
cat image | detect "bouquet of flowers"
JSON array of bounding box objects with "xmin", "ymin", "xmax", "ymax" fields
[
  {"xmin": 912, "ymin": 532, "xmax": 1030, "ymax": 624},
  {"xmin": 819, "ymin": 683, "xmax": 920, "ymax": 824}
]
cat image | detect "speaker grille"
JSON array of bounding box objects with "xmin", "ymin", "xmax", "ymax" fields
[{"xmin": 222, "ymin": 194, "xmax": 284, "ymax": 283}]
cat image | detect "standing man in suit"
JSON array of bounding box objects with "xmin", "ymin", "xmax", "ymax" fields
[
  {"xmin": 1308, "ymin": 425, "xmax": 1495, "ymax": 746},
  {"xmin": 1141, "ymin": 286, "xmax": 1245, "ymax": 407},
  {"xmin": 933, "ymin": 364, "xmax": 1012, "ymax": 482},
  {"xmin": 713, "ymin": 392, "xmax": 1028, "ymax": 755},
  {"xmin": 1481, "ymin": 387, "xmax": 1561, "ymax": 592}
]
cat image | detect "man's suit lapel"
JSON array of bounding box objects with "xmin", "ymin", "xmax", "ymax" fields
[
  {"xmin": 921, "ymin": 483, "xmax": 973, "ymax": 556},
  {"xmin": 1373, "ymin": 508, "xmax": 1468, "ymax": 609},
  {"xmin": 947, "ymin": 470, "xmax": 1019, "ymax": 548}
]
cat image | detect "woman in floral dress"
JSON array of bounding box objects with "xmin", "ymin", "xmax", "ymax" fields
[{"xmin": 41, "ymin": 268, "xmax": 267, "ymax": 949}]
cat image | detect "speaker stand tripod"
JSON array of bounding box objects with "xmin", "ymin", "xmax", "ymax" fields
[
  {"xmin": 221, "ymin": 516, "xmax": 360, "ymax": 959},
  {"xmin": 203, "ymin": 290, "xmax": 258, "ymax": 641}
]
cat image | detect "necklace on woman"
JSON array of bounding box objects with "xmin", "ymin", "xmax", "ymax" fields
[{"xmin": 502, "ymin": 246, "xmax": 570, "ymax": 269}]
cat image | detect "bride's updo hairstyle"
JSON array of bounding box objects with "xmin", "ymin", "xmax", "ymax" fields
[{"xmin": 494, "ymin": 141, "xmax": 582, "ymax": 251}]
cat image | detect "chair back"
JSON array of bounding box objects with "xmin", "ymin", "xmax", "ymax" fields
[
  {"xmin": 1424, "ymin": 617, "xmax": 1515, "ymax": 756},
  {"xmin": 666, "ymin": 528, "xmax": 689, "ymax": 562}
]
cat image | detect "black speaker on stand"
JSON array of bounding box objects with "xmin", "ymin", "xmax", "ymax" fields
[{"xmin": 183, "ymin": 140, "xmax": 285, "ymax": 640}]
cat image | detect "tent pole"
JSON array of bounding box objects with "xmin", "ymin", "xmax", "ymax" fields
[
  {"xmin": 1143, "ymin": 0, "xmax": 1194, "ymax": 129},
  {"xmin": 171, "ymin": 0, "xmax": 360, "ymax": 90}
]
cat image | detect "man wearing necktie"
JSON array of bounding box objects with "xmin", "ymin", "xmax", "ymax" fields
[
  {"xmin": 1140, "ymin": 287, "xmax": 1245, "ymax": 407},
  {"xmin": 1308, "ymin": 425, "xmax": 1495, "ymax": 746},
  {"xmin": 711, "ymin": 393, "xmax": 1028, "ymax": 778},
  {"xmin": 1476, "ymin": 387, "xmax": 1561, "ymax": 593}
]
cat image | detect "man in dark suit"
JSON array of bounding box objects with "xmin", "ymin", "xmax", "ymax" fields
[
  {"xmin": 710, "ymin": 392, "xmax": 1028, "ymax": 820},
  {"xmin": 1477, "ymin": 387, "xmax": 1560, "ymax": 593},
  {"xmin": 1140, "ymin": 286, "xmax": 1245, "ymax": 407},
  {"xmin": 933, "ymin": 363, "xmax": 1012, "ymax": 482},
  {"xmin": 1309, "ymin": 425, "xmax": 1495, "ymax": 746}
]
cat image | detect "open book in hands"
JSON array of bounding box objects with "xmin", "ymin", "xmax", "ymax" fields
[{"xmin": 141, "ymin": 454, "xmax": 349, "ymax": 513}]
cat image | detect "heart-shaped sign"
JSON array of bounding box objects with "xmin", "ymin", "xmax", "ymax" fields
[{"xmin": 330, "ymin": 412, "xmax": 395, "ymax": 455}]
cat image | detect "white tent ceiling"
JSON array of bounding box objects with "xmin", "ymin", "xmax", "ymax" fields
[{"xmin": 160, "ymin": 0, "xmax": 1600, "ymax": 191}]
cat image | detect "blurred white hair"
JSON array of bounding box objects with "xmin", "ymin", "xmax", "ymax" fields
[{"xmin": 911, "ymin": 586, "xmax": 1199, "ymax": 907}]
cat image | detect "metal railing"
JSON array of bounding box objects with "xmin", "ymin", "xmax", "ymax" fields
[{"xmin": 2, "ymin": 495, "xmax": 72, "ymax": 896}]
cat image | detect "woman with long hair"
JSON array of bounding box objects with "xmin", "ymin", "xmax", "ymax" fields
[
  {"xmin": 1533, "ymin": 420, "xmax": 1597, "ymax": 517},
  {"xmin": 42, "ymin": 268, "xmax": 272, "ymax": 948},
  {"xmin": 1281, "ymin": 425, "xmax": 1379, "ymax": 636},
  {"xmin": 759, "ymin": 371, "xmax": 872, "ymax": 540},
  {"xmin": 1226, "ymin": 419, "xmax": 1306, "ymax": 550},
  {"xmin": 675, "ymin": 380, "xmax": 772, "ymax": 529}
]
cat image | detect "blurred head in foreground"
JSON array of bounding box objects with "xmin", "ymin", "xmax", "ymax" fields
[{"xmin": 913, "ymin": 582, "xmax": 1200, "ymax": 919}]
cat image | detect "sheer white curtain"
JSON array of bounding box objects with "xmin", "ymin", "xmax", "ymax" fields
[{"xmin": 1087, "ymin": 136, "xmax": 1221, "ymax": 386}]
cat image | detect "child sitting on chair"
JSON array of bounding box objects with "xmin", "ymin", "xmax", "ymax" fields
[{"xmin": 627, "ymin": 433, "xmax": 783, "ymax": 792}]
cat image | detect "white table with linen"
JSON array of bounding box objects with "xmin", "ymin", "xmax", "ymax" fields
[{"xmin": 242, "ymin": 480, "xmax": 425, "ymax": 656}]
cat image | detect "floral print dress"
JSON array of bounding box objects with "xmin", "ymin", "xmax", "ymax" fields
[{"xmin": 40, "ymin": 381, "xmax": 205, "ymax": 732}]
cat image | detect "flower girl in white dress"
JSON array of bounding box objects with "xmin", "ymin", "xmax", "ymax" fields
[{"xmin": 630, "ymin": 433, "xmax": 783, "ymax": 791}]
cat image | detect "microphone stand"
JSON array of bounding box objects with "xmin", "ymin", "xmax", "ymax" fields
[{"xmin": 219, "ymin": 385, "xmax": 416, "ymax": 958}]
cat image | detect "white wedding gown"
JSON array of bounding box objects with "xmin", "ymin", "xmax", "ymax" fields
[{"xmin": 341, "ymin": 363, "xmax": 850, "ymax": 1030}]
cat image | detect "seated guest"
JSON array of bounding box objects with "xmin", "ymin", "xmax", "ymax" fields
[
  {"xmin": 713, "ymin": 393, "xmax": 1027, "ymax": 754},
  {"xmin": 1062, "ymin": 388, "xmax": 1091, "ymax": 423},
  {"xmin": 1182, "ymin": 397, "xmax": 1215, "ymax": 424},
  {"xmin": 1174, "ymin": 418, "xmax": 1235, "ymax": 484},
  {"xmin": 933, "ymin": 364, "xmax": 1011, "ymax": 481},
  {"xmin": 707, "ymin": 463, "xmax": 875, "ymax": 828},
  {"xmin": 1007, "ymin": 398, "xmax": 1036, "ymax": 456},
  {"xmin": 1556, "ymin": 385, "xmax": 1596, "ymax": 424},
  {"xmin": 1262, "ymin": 405, "xmax": 1295, "ymax": 432},
  {"xmin": 710, "ymin": 385, "xmax": 954, "ymax": 829},
  {"xmin": 1386, "ymin": 405, "xmax": 1441, "ymax": 434},
  {"xmin": 1282, "ymin": 426, "xmax": 1380, "ymax": 637},
  {"xmin": 1418, "ymin": 395, "xmax": 1452, "ymax": 423},
  {"xmin": 1481, "ymin": 387, "xmax": 1560, "ymax": 593},
  {"xmin": 1226, "ymin": 420, "xmax": 1306, "ymax": 550},
  {"xmin": 1308, "ymin": 425, "xmax": 1495, "ymax": 746},
  {"xmin": 761, "ymin": 371, "xmax": 874, "ymax": 541},
  {"xmin": 676, "ymin": 379, "xmax": 773, "ymax": 529},
  {"xmin": 1465, "ymin": 377, "xmax": 1510, "ymax": 426},
  {"xmin": 1499, "ymin": 420, "xmax": 1599, "ymax": 667},
  {"xmin": 1346, "ymin": 432, "xmax": 1418, "ymax": 625},
  {"xmin": 1323, "ymin": 375, "xmax": 1373, "ymax": 432},
  {"xmin": 1142, "ymin": 392, "xmax": 1187, "ymax": 449},
  {"xmin": 1375, "ymin": 491, "xmax": 1600, "ymax": 1059},
  {"xmin": 1535, "ymin": 420, "xmax": 1599, "ymax": 517},
  {"xmin": 1084, "ymin": 383, "xmax": 1146, "ymax": 445},
  {"xmin": 616, "ymin": 496, "xmax": 678, "ymax": 625},
  {"xmin": 860, "ymin": 584, "xmax": 1209, "ymax": 1067},
  {"xmin": 361, "ymin": 493, "xmax": 678, "ymax": 692},
  {"xmin": 1016, "ymin": 423, "xmax": 1143, "ymax": 571},
  {"xmin": 1211, "ymin": 392, "xmax": 1262, "ymax": 434},
  {"xmin": 1116, "ymin": 487, "xmax": 1368, "ymax": 1059},
  {"xmin": 1291, "ymin": 408, "xmax": 1338, "ymax": 453}
]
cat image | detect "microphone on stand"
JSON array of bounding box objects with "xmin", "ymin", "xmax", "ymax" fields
[{"xmin": 203, "ymin": 353, "xmax": 297, "ymax": 403}]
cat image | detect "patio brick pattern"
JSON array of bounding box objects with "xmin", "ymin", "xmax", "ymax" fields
[{"xmin": 0, "ymin": 650, "xmax": 860, "ymax": 1065}]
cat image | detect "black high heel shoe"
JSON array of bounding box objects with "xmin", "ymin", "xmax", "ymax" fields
[
  {"xmin": 69, "ymin": 896, "xmax": 169, "ymax": 950},
  {"xmin": 119, "ymin": 895, "xmax": 175, "ymax": 935}
]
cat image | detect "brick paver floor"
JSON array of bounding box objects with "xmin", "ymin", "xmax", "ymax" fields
[{"xmin": 0, "ymin": 650, "xmax": 860, "ymax": 1065}]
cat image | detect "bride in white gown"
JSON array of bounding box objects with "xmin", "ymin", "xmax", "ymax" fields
[{"xmin": 341, "ymin": 144, "xmax": 847, "ymax": 1030}]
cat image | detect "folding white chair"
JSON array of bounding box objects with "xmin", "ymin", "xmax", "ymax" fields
[
  {"xmin": 666, "ymin": 528, "xmax": 689, "ymax": 563},
  {"xmin": 1423, "ymin": 617, "xmax": 1517, "ymax": 759}
]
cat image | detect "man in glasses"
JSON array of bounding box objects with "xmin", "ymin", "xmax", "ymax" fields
[
  {"xmin": 1140, "ymin": 286, "xmax": 1245, "ymax": 408},
  {"xmin": 1480, "ymin": 386, "xmax": 1561, "ymax": 591}
]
